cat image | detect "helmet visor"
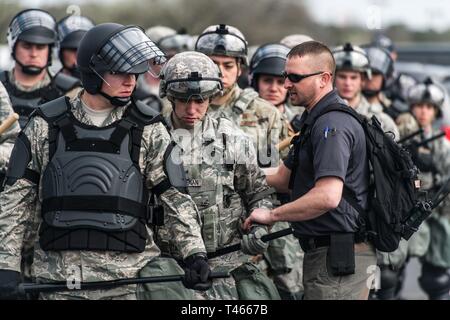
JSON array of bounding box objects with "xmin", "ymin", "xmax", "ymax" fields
[
  {"xmin": 364, "ymin": 47, "xmax": 393, "ymax": 77},
  {"xmin": 251, "ymin": 44, "xmax": 289, "ymax": 71},
  {"xmin": 333, "ymin": 50, "xmax": 369, "ymax": 71},
  {"xmin": 166, "ymin": 77, "xmax": 222, "ymax": 100},
  {"xmin": 195, "ymin": 32, "xmax": 247, "ymax": 57},
  {"xmin": 96, "ymin": 26, "xmax": 167, "ymax": 76},
  {"xmin": 58, "ymin": 16, "xmax": 94, "ymax": 43},
  {"xmin": 408, "ymin": 83, "xmax": 445, "ymax": 108},
  {"xmin": 10, "ymin": 10, "xmax": 56, "ymax": 43}
]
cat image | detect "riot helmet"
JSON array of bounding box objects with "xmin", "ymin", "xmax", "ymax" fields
[
  {"xmin": 7, "ymin": 9, "xmax": 57, "ymax": 75},
  {"xmin": 333, "ymin": 43, "xmax": 371, "ymax": 79},
  {"xmin": 77, "ymin": 23, "xmax": 166, "ymax": 106}
]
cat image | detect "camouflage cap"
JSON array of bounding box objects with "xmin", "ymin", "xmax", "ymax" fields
[{"xmin": 160, "ymin": 51, "xmax": 223, "ymax": 100}]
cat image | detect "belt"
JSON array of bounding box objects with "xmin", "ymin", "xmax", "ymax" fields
[{"xmin": 298, "ymin": 234, "xmax": 365, "ymax": 253}]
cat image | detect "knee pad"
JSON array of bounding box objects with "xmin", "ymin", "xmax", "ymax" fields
[{"xmin": 419, "ymin": 263, "xmax": 450, "ymax": 300}]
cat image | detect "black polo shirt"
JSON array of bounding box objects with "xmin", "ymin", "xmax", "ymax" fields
[{"xmin": 284, "ymin": 89, "xmax": 369, "ymax": 237}]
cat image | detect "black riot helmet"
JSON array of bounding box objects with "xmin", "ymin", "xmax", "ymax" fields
[
  {"xmin": 57, "ymin": 15, "xmax": 95, "ymax": 78},
  {"xmin": 361, "ymin": 45, "xmax": 394, "ymax": 82},
  {"xmin": 249, "ymin": 43, "xmax": 290, "ymax": 91},
  {"xmin": 77, "ymin": 23, "xmax": 166, "ymax": 106},
  {"xmin": 57, "ymin": 15, "xmax": 95, "ymax": 50},
  {"xmin": 7, "ymin": 8, "xmax": 57, "ymax": 75},
  {"xmin": 407, "ymin": 77, "xmax": 445, "ymax": 118}
]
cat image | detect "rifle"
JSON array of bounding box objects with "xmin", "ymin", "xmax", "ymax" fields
[{"xmin": 402, "ymin": 176, "xmax": 450, "ymax": 240}]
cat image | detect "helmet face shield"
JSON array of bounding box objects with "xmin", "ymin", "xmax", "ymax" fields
[
  {"xmin": 250, "ymin": 44, "xmax": 289, "ymax": 74},
  {"xmin": 408, "ymin": 81, "xmax": 445, "ymax": 109},
  {"xmin": 158, "ymin": 34, "xmax": 192, "ymax": 53},
  {"xmin": 58, "ymin": 15, "xmax": 94, "ymax": 45},
  {"xmin": 333, "ymin": 50, "xmax": 370, "ymax": 73},
  {"xmin": 93, "ymin": 26, "xmax": 166, "ymax": 76},
  {"xmin": 195, "ymin": 31, "xmax": 247, "ymax": 59},
  {"xmin": 8, "ymin": 9, "xmax": 56, "ymax": 48},
  {"xmin": 363, "ymin": 46, "xmax": 393, "ymax": 79},
  {"xmin": 165, "ymin": 78, "xmax": 223, "ymax": 100}
]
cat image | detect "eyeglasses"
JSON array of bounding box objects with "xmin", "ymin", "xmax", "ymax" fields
[{"xmin": 282, "ymin": 71, "xmax": 326, "ymax": 83}]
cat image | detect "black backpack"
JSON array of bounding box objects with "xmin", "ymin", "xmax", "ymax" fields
[{"xmin": 290, "ymin": 103, "xmax": 424, "ymax": 252}]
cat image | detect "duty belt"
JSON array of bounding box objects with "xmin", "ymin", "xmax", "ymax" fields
[{"xmin": 298, "ymin": 234, "xmax": 365, "ymax": 253}]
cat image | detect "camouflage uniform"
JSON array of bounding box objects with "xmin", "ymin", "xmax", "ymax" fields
[
  {"xmin": 0, "ymin": 82, "xmax": 19, "ymax": 173},
  {"xmin": 0, "ymin": 91, "xmax": 206, "ymax": 300},
  {"xmin": 156, "ymin": 113, "xmax": 278, "ymax": 300},
  {"xmin": 208, "ymin": 84, "xmax": 285, "ymax": 167},
  {"xmin": 207, "ymin": 85, "xmax": 303, "ymax": 299},
  {"xmin": 355, "ymin": 94, "xmax": 400, "ymax": 139}
]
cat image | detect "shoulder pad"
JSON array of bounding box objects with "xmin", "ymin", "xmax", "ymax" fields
[
  {"xmin": 130, "ymin": 99, "xmax": 169, "ymax": 130},
  {"xmin": 37, "ymin": 96, "xmax": 71, "ymax": 120},
  {"xmin": 53, "ymin": 72, "xmax": 81, "ymax": 93},
  {"xmin": 233, "ymin": 88, "xmax": 260, "ymax": 114}
]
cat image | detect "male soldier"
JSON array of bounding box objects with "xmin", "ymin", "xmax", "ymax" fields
[
  {"xmin": 195, "ymin": 24, "xmax": 285, "ymax": 168},
  {"xmin": 401, "ymin": 79, "xmax": 450, "ymax": 300},
  {"xmin": 152, "ymin": 51, "xmax": 280, "ymax": 300},
  {"xmin": 0, "ymin": 23, "xmax": 211, "ymax": 300},
  {"xmin": 333, "ymin": 43, "xmax": 399, "ymax": 138},
  {"xmin": 248, "ymin": 43, "xmax": 304, "ymax": 299},
  {"xmin": 245, "ymin": 41, "xmax": 377, "ymax": 300},
  {"xmin": 0, "ymin": 82, "xmax": 19, "ymax": 189},
  {"xmin": 56, "ymin": 14, "xmax": 95, "ymax": 79},
  {"xmin": 1, "ymin": 9, "xmax": 81, "ymax": 128},
  {"xmin": 371, "ymin": 34, "xmax": 417, "ymax": 121}
]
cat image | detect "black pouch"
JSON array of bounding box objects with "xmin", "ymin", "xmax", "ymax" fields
[{"xmin": 328, "ymin": 233, "xmax": 355, "ymax": 276}]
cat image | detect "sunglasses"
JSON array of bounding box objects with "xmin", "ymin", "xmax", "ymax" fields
[{"xmin": 282, "ymin": 71, "xmax": 326, "ymax": 83}]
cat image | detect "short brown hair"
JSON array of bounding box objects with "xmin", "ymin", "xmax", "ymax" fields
[{"xmin": 287, "ymin": 41, "xmax": 336, "ymax": 74}]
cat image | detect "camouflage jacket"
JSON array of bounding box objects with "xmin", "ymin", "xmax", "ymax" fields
[
  {"xmin": 0, "ymin": 82, "xmax": 19, "ymax": 171},
  {"xmin": 208, "ymin": 84, "xmax": 286, "ymax": 166},
  {"xmin": 156, "ymin": 113, "xmax": 275, "ymax": 260},
  {"xmin": 0, "ymin": 90, "xmax": 206, "ymax": 283},
  {"xmin": 355, "ymin": 94, "xmax": 400, "ymax": 139}
]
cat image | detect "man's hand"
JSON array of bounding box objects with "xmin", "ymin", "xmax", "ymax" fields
[
  {"xmin": 182, "ymin": 253, "xmax": 212, "ymax": 291},
  {"xmin": 241, "ymin": 225, "xmax": 269, "ymax": 255},
  {"xmin": 243, "ymin": 208, "xmax": 275, "ymax": 231}
]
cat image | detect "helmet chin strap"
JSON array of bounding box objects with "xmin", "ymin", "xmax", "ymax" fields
[
  {"xmin": 15, "ymin": 59, "xmax": 46, "ymax": 75},
  {"xmin": 362, "ymin": 89, "xmax": 381, "ymax": 98},
  {"xmin": 99, "ymin": 91, "xmax": 131, "ymax": 107}
]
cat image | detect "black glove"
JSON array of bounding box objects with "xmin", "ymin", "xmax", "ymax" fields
[
  {"xmin": 182, "ymin": 253, "xmax": 211, "ymax": 291},
  {"xmin": 0, "ymin": 270, "xmax": 21, "ymax": 300}
]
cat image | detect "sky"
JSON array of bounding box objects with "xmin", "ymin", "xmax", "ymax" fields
[{"xmin": 15, "ymin": 0, "xmax": 450, "ymax": 32}]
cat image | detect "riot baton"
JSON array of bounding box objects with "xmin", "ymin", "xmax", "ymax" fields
[
  {"xmin": 207, "ymin": 227, "xmax": 293, "ymax": 259},
  {"xmin": 18, "ymin": 271, "xmax": 230, "ymax": 294},
  {"xmin": 397, "ymin": 128, "xmax": 423, "ymax": 144},
  {"xmin": 0, "ymin": 113, "xmax": 19, "ymax": 136}
]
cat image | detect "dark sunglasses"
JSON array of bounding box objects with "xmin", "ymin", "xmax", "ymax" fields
[{"xmin": 282, "ymin": 71, "xmax": 326, "ymax": 83}]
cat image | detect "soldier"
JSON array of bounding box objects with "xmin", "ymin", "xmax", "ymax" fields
[
  {"xmin": 56, "ymin": 14, "xmax": 95, "ymax": 79},
  {"xmin": 248, "ymin": 43, "xmax": 304, "ymax": 299},
  {"xmin": 333, "ymin": 43, "xmax": 399, "ymax": 138},
  {"xmin": 0, "ymin": 23, "xmax": 211, "ymax": 300},
  {"xmin": 0, "ymin": 82, "xmax": 19, "ymax": 189},
  {"xmin": 195, "ymin": 24, "xmax": 285, "ymax": 168},
  {"xmin": 402, "ymin": 79, "xmax": 450, "ymax": 300},
  {"xmin": 371, "ymin": 34, "xmax": 417, "ymax": 121},
  {"xmin": 150, "ymin": 51, "xmax": 280, "ymax": 300},
  {"xmin": 1, "ymin": 9, "xmax": 81, "ymax": 128}
]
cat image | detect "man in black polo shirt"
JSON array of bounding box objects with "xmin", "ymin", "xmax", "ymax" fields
[{"xmin": 244, "ymin": 41, "xmax": 377, "ymax": 300}]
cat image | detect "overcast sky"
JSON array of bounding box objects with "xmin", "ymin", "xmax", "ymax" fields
[{"xmin": 16, "ymin": 0, "xmax": 450, "ymax": 32}]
